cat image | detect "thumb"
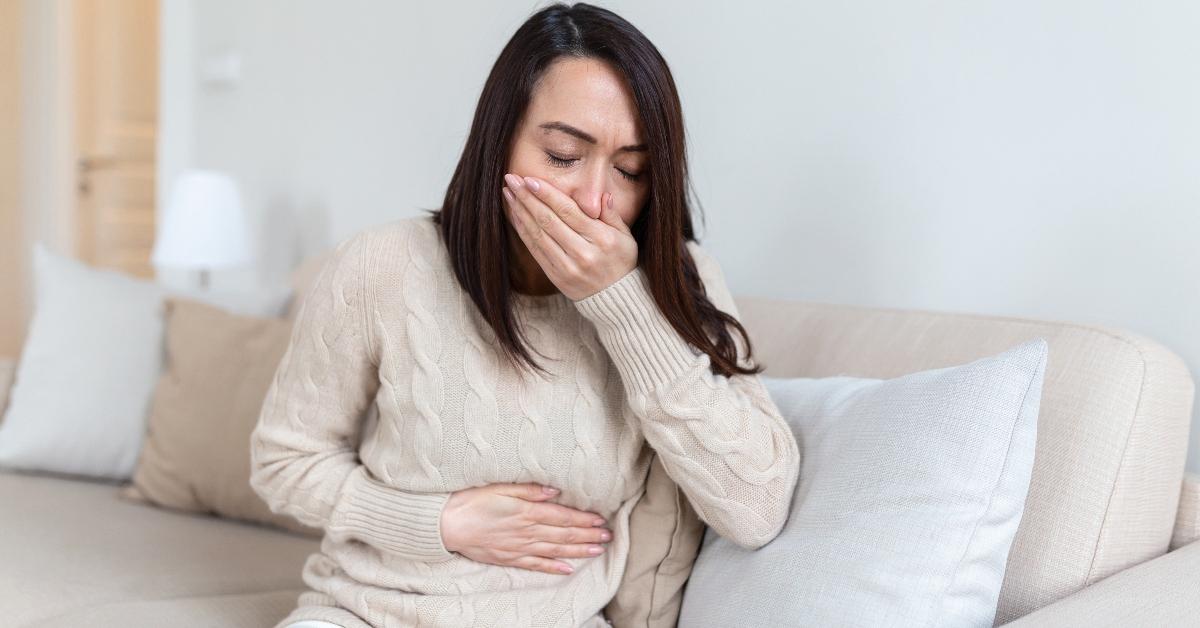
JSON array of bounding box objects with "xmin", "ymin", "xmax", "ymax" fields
[
  {"xmin": 495, "ymin": 482, "xmax": 560, "ymax": 501},
  {"xmin": 599, "ymin": 196, "xmax": 629, "ymax": 233}
]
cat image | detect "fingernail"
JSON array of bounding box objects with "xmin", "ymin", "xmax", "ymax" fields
[
  {"xmin": 502, "ymin": 187, "xmax": 514, "ymax": 202},
  {"xmin": 560, "ymin": 564, "xmax": 574, "ymax": 574},
  {"xmin": 523, "ymin": 176, "xmax": 540, "ymax": 191},
  {"xmin": 600, "ymin": 531, "xmax": 612, "ymax": 541},
  {"xmin": 543, "ymin": 486, "xmax": 559, "ymax": 494},
  {"xmin": 588, "ymin": 546, "xmax": 604, "ymax": 555},
  {"xmin": 593, "ymin": 518, "xmax": 605, "ymax": 526},
  {"xmin": 504, "ymin": 173, "xmax": 522, "ymax": 189}
]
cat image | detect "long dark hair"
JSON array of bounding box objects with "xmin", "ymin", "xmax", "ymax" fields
[{"xmin": 425, "ymin": 2, "xmax": 763, "ymax": 381}]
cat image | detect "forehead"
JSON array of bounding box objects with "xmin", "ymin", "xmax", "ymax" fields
[{"xmin": 526, "ymin": 57, "xmax": 642, "ymax": 142}]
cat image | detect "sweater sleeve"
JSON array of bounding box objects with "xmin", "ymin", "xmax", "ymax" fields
[
  {"xmin": 572, "ymin": 242, "xmax": 800, "ymax": 550},
  {"xmin": 249, "ymin": 231, "xmax": 456, "ymax": 563}
]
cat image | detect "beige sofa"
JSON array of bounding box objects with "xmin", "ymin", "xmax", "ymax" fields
[{"xmin": 1, "ymin": 287, "xmax": 1198, "ymax": 627}]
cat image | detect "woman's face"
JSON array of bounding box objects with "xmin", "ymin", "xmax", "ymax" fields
[{"xmin": 505, "ymin": 56, "xmax": 651, "ymax": 232}]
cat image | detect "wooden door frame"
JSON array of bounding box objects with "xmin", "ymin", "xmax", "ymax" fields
[{"xmin": 20, "ymin": 0, "xmax": 78, "ymax": 261}]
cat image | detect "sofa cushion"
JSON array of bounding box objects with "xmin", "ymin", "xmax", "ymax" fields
[
  {"xmin": 679, "ymin": 339, "xmax": 1046, "ymax": 627},
  {"xmin": 602, "ymin": 450, "xmax": 705, "ymax": 628},
  {"xmin": 0, "ymin": 470, "xmax": 319, "ymax": 627},
  {"xmin": 732, "ymin": 297, "xmax": 1196, "ymax": 622},
  {"xmin": 0, "ymin": 244, "xmax": 176, "ymax": 480},
  {"xmin": 119, "ymin": 297, "xmax": 323, "ymax": 539},
  {"xmin": 0, "ymin": 243, "xmax": 291, "ymax": 481},
  {"xmin": 32, "ymin": 589, "xmax": 308, "ymax": 628},
  {"xmin": 1000, "ymin": 539, "xmax": 1200, "ymax": 627}
]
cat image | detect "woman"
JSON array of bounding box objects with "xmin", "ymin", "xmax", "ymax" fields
[{"xmin": 250, "ymin": 3, "xmax": 801, "ymax": 627}]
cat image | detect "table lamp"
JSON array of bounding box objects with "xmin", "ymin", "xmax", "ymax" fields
[{"xmin": 152, "ymin": 169, "xmax": 254, "ymax": 289}]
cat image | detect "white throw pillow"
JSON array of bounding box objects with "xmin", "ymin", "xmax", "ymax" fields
[
  {"xmin": 0, "ymin": 243, "xmax": 291, "ymax": 481},
  {"xmin": 678, "ymin": 339, "xmax": 1048, "ymax": 628}
]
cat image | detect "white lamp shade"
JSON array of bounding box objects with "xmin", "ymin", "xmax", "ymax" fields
[{"xmin": 152, "ymin": 169, "xmax": 254, "ymax": 269}]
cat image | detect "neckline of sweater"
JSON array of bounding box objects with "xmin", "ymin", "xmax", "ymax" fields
[{"xmin": 511, "ymin": 289, "xmax": 572, "ymax": 314}]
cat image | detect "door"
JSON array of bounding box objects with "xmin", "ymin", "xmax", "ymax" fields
[{"xmin": 74, "ymin": 0, "xmax": 159, "ymax": 278}]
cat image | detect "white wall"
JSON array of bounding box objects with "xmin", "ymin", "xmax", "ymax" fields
[{"xmin": 160, "ymin": 0, "xmax": 1200, "ymax": 471}]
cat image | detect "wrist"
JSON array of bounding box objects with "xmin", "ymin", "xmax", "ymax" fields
[{"xmin": 440, "ymin": 490, "xmax": 463, "ymax": 553}]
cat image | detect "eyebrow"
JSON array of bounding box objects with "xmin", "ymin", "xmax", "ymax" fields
[{"xmin": 538, "ymin": 120, "xmax": 648, "ymax": 153}]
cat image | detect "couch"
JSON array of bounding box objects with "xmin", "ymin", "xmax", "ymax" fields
[{"xmin": 2, "ymin": 276, "xmax": 1198, "ymax": 627}]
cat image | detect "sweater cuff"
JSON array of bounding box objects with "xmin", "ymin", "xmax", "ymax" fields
[
  {"xmin": 572, "ymin": 266, "xmax": 699, "ymax": 396},
  {"xmin": 327, "ymin": 465, "xmax": 455, "ymax": 563}
]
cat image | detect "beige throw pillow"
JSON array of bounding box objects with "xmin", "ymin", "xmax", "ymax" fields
[
  {"xmin": 118, "ymin": 296, "xmax": 323, "ymax": 539},
  {"xmin": 286, "ymin": 251, "xmax": 332, "ymax": 320},
  {"xmin": 604, "ymin": 450, "xmax": 706, "ymax": 627}
]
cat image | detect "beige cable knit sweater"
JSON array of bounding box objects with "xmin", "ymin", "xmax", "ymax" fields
[{"xmin": 249, "ymin": 215, "xmax": 800, "ymax": 628}]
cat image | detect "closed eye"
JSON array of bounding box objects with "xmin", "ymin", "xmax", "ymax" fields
[{"xmin": 544, "ymin": 151, "xmax": 642, "ymax": 182}]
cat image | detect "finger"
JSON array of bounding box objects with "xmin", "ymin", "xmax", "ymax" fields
[
  {"xmin": 599, "ymin": 195, "xmax": 631, "ymax": 235},
  {"xmin": 521, "ymin": 175, "xmax": 606, "ymax": 242},
  {"xmin": 526, "ymin": 501, "xmax": 607, "ymax": 528},
  {"xmin": 503, "ymin": 186, "xmax": 571, "ymax": 278},
  {"xmin": 527, "ymin": 523, "xmax": 613, "ymax": 546},
  {"xmin": 494, "ymin": 482, "xmax": 560, "ymax": 501},
  {"xmin": 512, "ymin": 554, "xmax": 576, "ymax": 575},
  {"xmin": 504, "ymin": 175, "xmax": 578, "ymax": 268},
  {"xmin": 526, "ymin": 540, "xmax": 607, "ymax": 559},
  {"xmin": 505, "ymin": 174, "xmax": 594, "ymax": 258}
]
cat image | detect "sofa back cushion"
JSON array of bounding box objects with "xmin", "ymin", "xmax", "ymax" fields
[
  {"xmin": 733, "ymin": 297, "xmax": 1194, "ymax": 622},
  {"xmin": 119, "ymin": 296, "xmax": 323, "ymax": 539}
]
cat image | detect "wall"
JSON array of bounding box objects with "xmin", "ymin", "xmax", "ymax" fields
[{"xmin": 160, "ymin": 0, "xmax": 1200, "ymax": 471}]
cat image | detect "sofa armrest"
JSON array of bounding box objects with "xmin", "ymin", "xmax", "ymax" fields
[
  {"xmin": 1172, "ymin": 472, "xmax": 1200, "ymax": 550},
  {"xmin": 1000, "ymin": 540, "xmax": 1200, "ymax": 627}
]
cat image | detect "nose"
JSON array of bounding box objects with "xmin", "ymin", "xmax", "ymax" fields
[{"xmin": 571, "ymin": 165, "xmax": 607, "ymax": 219}]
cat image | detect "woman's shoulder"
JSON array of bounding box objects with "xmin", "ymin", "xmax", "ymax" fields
[
  {"xmin": 294, "ymin": 216, "xmax": 439, "ymax": 297},
  {"xmin": 349, "ymin": 214, "xmax": 437, "ymax": 253},
  {"xmin": 336, "ymin": 215, "xmax": 443, "ymax": 275}
]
